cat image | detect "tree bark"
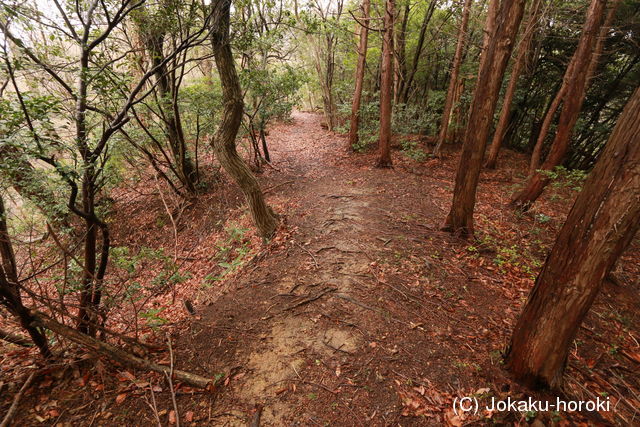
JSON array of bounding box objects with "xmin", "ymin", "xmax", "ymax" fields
[
  {"xmin": 512, "ymin": 0, "xmax": 608, "ymax": 209},
  {"xmin": 450, "ymin": 76, "xmax": 467, "ymax": 143},
  {"xmin": 443, "ymin": 0, "xmax": 526, "ymax": 236},
  {"xmin": 526, "ymin": 0, "xmax": 615, "ymax": 177},
  {"xmin": 210, "ymin": 0, "xmax": 277, "ymax": 239},
  {"xmin": 433, "ymin": 0, "xmax": 473, "ymax": 157},
  {"xmin": 505, "ymin": 86, "xmax": 640, "ymax": 389},
  {"xmin": 478, "ymin": 0, "xmax": 499, "ymax": 71},
  {"xmin": 527, "ymin": 83, "xmax": 567, "ymax": 176},
  {"xmin": 347, "ymin": 0, "xmax": 370, "ymax": 151},
  {"xmin": 376, "ymin": 0, "xmax": 395, "ymax": 168},
  {"xmin": 485, "ymin": 0, "xmax": 543, "ymax": 168}
]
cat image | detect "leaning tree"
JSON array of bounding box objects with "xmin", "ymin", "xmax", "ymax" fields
[
  {"xmin": 442, "ymin": 0, "xmax": 526, "ymax": 236},
  {"xmin": 505, "ymin": 86, "xmax": 640, "ymax": 389}
]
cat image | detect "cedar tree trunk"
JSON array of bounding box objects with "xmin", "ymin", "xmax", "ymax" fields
[
  {"xmin": 433, "ymin": 0, "xmax": 473, "ymax": 157},
  {"xmin": 377, "ymin": 0, "xmax": 395, "ymax": 168},
  {"xmin": 485, "ymin": 0, "xmax": 543, "ymax": 168},
  {"xmin": 513, "ymin": 0, "xmax": 608, "ymax": 208},
  {"xmin": 348, "ymin": 0, "xmax": 370, "ymax": 151},
  {"xmin": 443, "ymin": 0, "xmax": 526, "ymax": 236},
  {"xmin": 505, "ymin": 86, "xmax": 640, "ymax": 389}
]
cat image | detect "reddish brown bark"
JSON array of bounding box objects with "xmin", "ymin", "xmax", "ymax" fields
[
  {"xmin": 478, "ymin": 0, "xmax": 499, "ymax": 70},
  {"xmin": 506, "ymin": 86, "xmax": 640, "ymax": 389},
  {"xmin": 527, "ymin": 82, "xmax": 567, "ymax": 175},
  {"xmin": 450, "ymin": 76, "xmax": 467, "ymax": 143},
  {"xmin": 585, "ymin": 0, "xmax": 619, "ymax": 88},
  {"xmin": 527, "ymin": 0, "xmax": 617, "ymax": 175},
  {"xmin": 348, "ymin": 0, "xmax": 370, "ymax": 151},
  {"xmin": 376, "ymin": 0, "xmax": 394, "ymax": 168},
  {"xmin": 512, "ymin": 0, "xmax": 608, "ymax": 209},
  {"xmin": 433, "ymin": 0, "xmax": 473, "ymax": 157},
  {"xmin": 443, "ymin": 0, "xmax": 526, "ymax": 236},
  {"xmin": 485, "ymin": 0, "xmax": 543, "ymax": 169}
]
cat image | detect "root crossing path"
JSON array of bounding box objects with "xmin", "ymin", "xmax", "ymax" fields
[{"xmin": 181, "ymin": 112, "xmax": 512, "ymax": 425}]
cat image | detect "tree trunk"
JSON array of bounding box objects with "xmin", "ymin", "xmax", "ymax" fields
[
  {"xmin": 505, "ymin": 86, "xmax": 640, "ymax": 389},
  {"xmin": 347, "ymin": 0, "xmax": 370, "ymax": 151},
  {"xmin": 478, "ymin": 0, "xmax": 499, "ymax": 71},
  {"xmin": 585, "ymin": 0, "xmax": 619, "ymax": 87},
  {"xmin": 0, "ymin": 195, "xmax": 51, "ymax": 358},
  {"xmin": 401, "ymin": 0, "xmax": 438, "ymax": 103},
  {"xmin": 527, "ymin": 83, "xmax": 567, "ymax": 175},
  {"xmin": 512, "ymin": 0, "xmax": 608, "ymax": 209},
  {"xmin": 144, "ymin": 32, "xmax": 198, "ymax": 194},
  {"xmin": 433, "ymin": 0, "xmax": 473, "ymax": 157},
  {"xmin": 376, "ymin": 0, "xmax": 394, "ymax": 168},
  {"xmin": 451, "ymin": 76, "xmax": 467, "ymax": 143},
  {"xmin": 259, "ymin": 127, "xmax": 270, "ymax": 163},
  {"xmin": 0, "ymin": 196, "xmax": 19, "ymax": 289},
  {"xmin": 394, "ymin": 3, "xmax": 409, "ymax": 104},
  {"xmin": 485, "ymin": 0, "xmax": 543, "ymax": 168},
  {"xmin": 526, "ymin": 0, "xmax": 615, "ymax": 176},
  {"xmin": 443, "ymin": 0, "xmax": 526, "ymax": 236},
  {"xmin": 210, "ymin": 0, "xmax": 277, "ymax": 239}
]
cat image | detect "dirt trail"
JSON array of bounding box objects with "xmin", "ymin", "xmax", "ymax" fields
[{"xmin": 179, "ymin": 111, "xmax": 514, "ymax": 425}]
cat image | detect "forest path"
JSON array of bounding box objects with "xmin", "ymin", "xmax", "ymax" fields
[{"xmin": 180, "ymin": 111, "xmax": 510, "ymax": 425}]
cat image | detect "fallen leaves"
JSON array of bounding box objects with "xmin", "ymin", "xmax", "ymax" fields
[{"xmin": 395, "ymin": 379, "xmax": 453, "ymax": 421}]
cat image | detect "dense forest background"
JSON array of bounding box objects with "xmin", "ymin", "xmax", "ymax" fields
[{"xmin": 0, "ymin": 0, "xmax": 639, "ymax": 425}]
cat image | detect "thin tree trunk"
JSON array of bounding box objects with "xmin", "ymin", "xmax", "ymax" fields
[
  {"xmin": 529, "ymin": 2, "xmax": 617, "ymax": 174},
  {"xmin": 433, "ymin": 0, "xmax": 473, "ymax": 157},
  {"xmin": 145, "ymin": 33, "xmax": 198, "ymax": 194},
  {"xmin": 505, "ymin": 86, "xmax": 640, "ymax": 389},
  {"xmin": 585, "ymin": 0, "xmax": 619, "ymax": 87},
  {"xmin": 210, "ymin": 0, "xmax": 277, "ymax": 239},
  {"xmin": 527, "ymin": 83, "xmax": 567, "ymax": 175},
  {"xmin": 402, "ymin": 0, "xmax": 438, "ymax": 103},
  {"xmin": 394, "ymin": 3, "xmax": 409, "ymax": 104},
  {"xmin": 443, "ymin": 0, "xmax": 526, "ymax": 236},
  {"xmin": 451, "ymin": 76, "xmax": 467, "ymax": 143},
  {"xmin": 512, "ymin": 0, "xmax": 608, "ymax": 209},
  {"xmin": 376, "ymin": 0, "xmax": 394, "ymax": 168},
  {"xmin": 0, "ymin": 196, "xmax": 51, "ymax": 358},
  {"xmin": 485, "ymin": 0, "xmax": 543, "ymax": 168},
  {"xmin": 259, "ymin": 127, "xmax": 270, "ymax": 163},
  {"xmin": 348, "ymin": 0, "xmax": 370, "ymax": 151}
]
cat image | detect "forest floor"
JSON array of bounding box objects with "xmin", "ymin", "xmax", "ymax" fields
[{"xmin": 2, "ymin": 112, "xmax": 639, "ymax": 426}]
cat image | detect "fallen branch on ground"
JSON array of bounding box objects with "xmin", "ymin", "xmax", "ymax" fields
[
  {"xmin": 31, "ymin": 311, "xmax": 215, "ymax": 390},
  {"xmin": 0, "ymin": 327, "xmax": 33, "ymax": 347},
  {"xmin": 1, "ymin": 371, "xmax": 36, "ymax": 427},
  {"xmin": 281, "ymin": 287, "xmax": 336, "ymax": 313}
]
